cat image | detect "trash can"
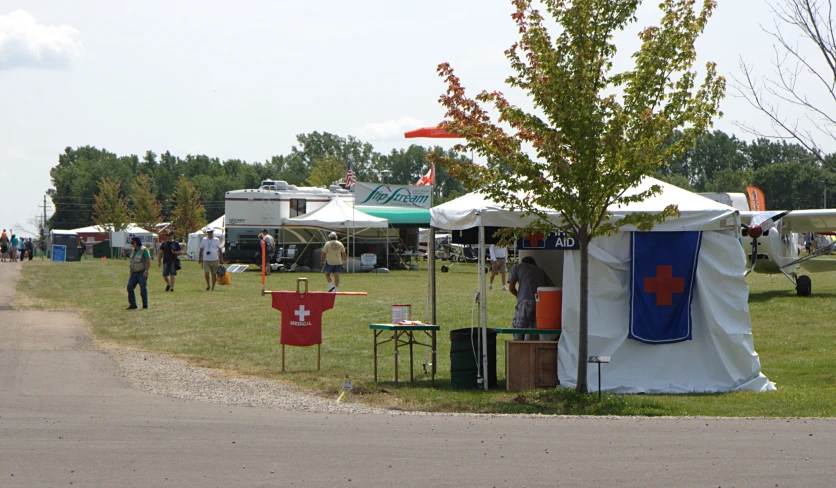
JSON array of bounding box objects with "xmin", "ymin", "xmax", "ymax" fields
[{"xmin": 450, "ymin": 327, "xmax": 497, "ymax": 389}]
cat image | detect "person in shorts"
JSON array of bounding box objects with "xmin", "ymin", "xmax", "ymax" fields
[
  {"xmin": 321, "ymin": 232, "xmax": 346, "ymax": 292},
  {"xmin": 157, "ymin": 230, "xmax": 182, "ymax": 292},
  {"xmin": 198, "ymin": 228, "xmax": 223, "ymax": 291},
  {"xmin": 488, "ymin": 244, "xmax": 508, "ymax": 291}
]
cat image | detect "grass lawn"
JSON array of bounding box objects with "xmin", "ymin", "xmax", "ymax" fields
[{"xmin": 12, "ymin": 256, "xmax": 836, "ymax": 416}]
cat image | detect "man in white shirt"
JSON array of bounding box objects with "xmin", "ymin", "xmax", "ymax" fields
[
  {"xmin": 198, "ymin": 229, "xmax": 223, "ymax": 291},
  {"xmin": 489, "ymin": 244, "xmax": 508, "ymax": 291}
]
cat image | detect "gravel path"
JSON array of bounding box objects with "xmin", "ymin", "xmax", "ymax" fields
[{"xmin": 107, "ymin": 348, "xmax": 392, "ymax": 415}]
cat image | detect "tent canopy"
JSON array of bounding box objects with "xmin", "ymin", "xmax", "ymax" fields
[
  {"xmin": 430, "ymin": 176, "xmax": 738, "ymax": 232},
  {"xmin": 283, "ymin": 198, "xmax": 388, "ymax": 229},
  {"xmin": 428, "ymin": 176, "xmax": 772, "ymax": 394},
  {"xmin": 355, "ymin": 206, "xmax": 430, "ymax": 227}
]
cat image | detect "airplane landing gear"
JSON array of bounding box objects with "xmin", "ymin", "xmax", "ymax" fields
[{"xmin": 796, "ymin": 275, "xmax": 812, "ymax": 297}]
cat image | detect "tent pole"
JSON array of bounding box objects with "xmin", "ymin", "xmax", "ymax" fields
[
  {"xmin": 478, "ymin": 219, "xmax": 488, "ymax": 391},
  {"xmin": 427, "ymin": 227, "xmax": 435, "ymax": 324}
]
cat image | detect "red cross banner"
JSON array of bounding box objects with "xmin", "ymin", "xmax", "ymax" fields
[
  {"xmin": 271, "ymin": 292, "xmax": 336, "ymax": 347},
  {"xmin": 629, "ymin": 231, "xmax": 702, "ymax": 344}
]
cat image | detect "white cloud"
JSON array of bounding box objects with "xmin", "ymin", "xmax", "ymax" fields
[
  {"xmin": 354, "ymin": 116, "xmax": 425, "ymax": 141},
  {"xmin": 4, "ymin": 147, "xmax": 26, "ymax": 159},
  {"xmin": 0, "ymin": 9, "xmax": 86, "ymax": 70}
]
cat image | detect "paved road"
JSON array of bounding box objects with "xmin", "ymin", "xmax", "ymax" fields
[{"xmin": 1, "ymin": 264, "xmax": 834, "ymax": 487}]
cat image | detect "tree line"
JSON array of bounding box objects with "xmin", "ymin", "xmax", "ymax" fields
[
  {"xmin": 654, "ymin": 130, "xmax": 836, "ymax": 210},
  {"xmin": 48, "ymin": 131, "xmax": 470, "ymax": 236},
  {"xmin": 47, "ymin": 128, "xmax": 836, "ymax": 238}
]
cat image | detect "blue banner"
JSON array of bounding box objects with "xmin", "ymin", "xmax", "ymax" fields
[{"xmin": 629, "ymin": 231, "xmax": 702, "ymax": 344}]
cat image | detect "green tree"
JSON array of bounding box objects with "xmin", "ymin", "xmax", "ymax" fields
[
  {"xmin": 431, "ymin": 0, "xmax": 724, "ymax": 392},
  {"xmin": 130, "ymin": 174, "xmax": 163, "ymax": 233},
  {"xmin": 308, "ymin": 155, "xmax": 347, "ymax": 187},
  {"xmin": 91, "ymin": 177, "xmax": 130, "ymax": 232},
  {"xmin": 169, "ymin": 177, "xmax": 206, "ymax": 241},
  {"xmin": 753, "ymin": 162, "xmax": 832, "ymax": 210}
]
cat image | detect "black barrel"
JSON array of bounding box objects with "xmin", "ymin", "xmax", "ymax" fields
[{"xmin": 449, "ymin": 327, "xmax": 497, "ymax": 389}]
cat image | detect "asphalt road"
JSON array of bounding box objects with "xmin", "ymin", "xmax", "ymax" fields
[{"xmin": 1, "ymin": 263, "xmax": 834, "ymax": 487}]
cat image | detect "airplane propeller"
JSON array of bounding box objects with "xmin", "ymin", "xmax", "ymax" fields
[{"xmin": 741, "ymin": 211, "xmax": 789, "ymax": 272}]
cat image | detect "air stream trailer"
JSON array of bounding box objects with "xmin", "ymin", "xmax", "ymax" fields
[{"xmin": 224, "ymin": 180, "xmax": 397, "ymax": 270}]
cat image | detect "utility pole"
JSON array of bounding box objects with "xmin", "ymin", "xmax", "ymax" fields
[{"xmin": 39, "ymin": 194, "xmax": 51, "ymax": 236}]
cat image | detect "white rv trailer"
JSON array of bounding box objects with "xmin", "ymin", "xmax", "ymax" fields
[{"xmin": 224, "ymin": 180, "xmax": 397, "ymax": 268}]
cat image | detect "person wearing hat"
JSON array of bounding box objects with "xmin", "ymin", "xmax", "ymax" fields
[
  {"xmin": 259, "ymin": 229, "xmax": 275, "ymax": 275},
  {"xmin": 321, "ymin": 231, "xmax": 346, "ymax": 292},
  {"xmin": 508, "ymin": 255, "xmax": 555, "ymax": 340},
  {"xmin": 157, "ymin": 229, "xmax": 182, "ymax": 292},
  {"xmin": 198, "ymin": 228, "xmax": 223, "ymax": 291},
  {"xmin": 126, "ymin": 236, "xmax": 151, "ymax": 309}
]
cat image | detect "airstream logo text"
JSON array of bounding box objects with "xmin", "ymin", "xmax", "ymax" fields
[{"xmin": 357, "ymin": 185, "xmax": 430, "ymax": 207}]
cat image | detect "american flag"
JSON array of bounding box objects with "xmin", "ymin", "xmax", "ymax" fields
[{"xmin": 345, "ymin": 162, "xmax": 356, "ymax": 188}]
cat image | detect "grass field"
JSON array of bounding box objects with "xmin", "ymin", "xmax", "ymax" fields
[{"xmin": 12, "ymin": 256, "xmax": 836, "ymax": 416}]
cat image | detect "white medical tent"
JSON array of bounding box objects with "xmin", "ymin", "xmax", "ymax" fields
[
  {"xmin": 186, "ymin": 215, "xmax": 225, "ymax": 260},
  {"xmin": 430, "ymin": 176, "xmax": 774, "ymax": 393}
]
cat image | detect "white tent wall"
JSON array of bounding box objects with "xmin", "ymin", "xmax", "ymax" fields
[{"xmin": 558, "ymin": 230, "xmax": 775, "ymax": 393}]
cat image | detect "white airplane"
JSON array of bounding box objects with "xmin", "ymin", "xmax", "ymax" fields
[{"xmin": 701, "ymin": 191, "xmax": 836, "ymax": 296}]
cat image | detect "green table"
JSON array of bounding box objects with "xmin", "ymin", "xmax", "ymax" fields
[{"xmin": 370, "ymin": 324, "xmax": 440, "ymax": 386}]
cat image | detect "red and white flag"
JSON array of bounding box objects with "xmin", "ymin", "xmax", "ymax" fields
[
  {"xmin": 415, "ymin": 165, "xmax": 435, "ymax": 186},
  {"xmin": 345, "ymin": 162, "xmax": 356, "ymax": 188}
]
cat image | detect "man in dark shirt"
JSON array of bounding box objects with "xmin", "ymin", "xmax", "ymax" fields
[
  {"xmin": 508, "ymin": 256, "xmax": 555, "ymax": 340},
  {"xmin": 156, "ymin": 230, "xmax": 182, "ymax": 292}
]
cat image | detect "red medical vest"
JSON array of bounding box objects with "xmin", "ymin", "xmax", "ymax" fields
[{"xmin": 271, "ymin": 292, "xmax": 336, "ymax": 346}]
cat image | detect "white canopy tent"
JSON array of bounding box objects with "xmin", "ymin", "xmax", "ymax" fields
[
  {"xmin": 186, "ymin": 215, "xmax": 225, "ymax": 260},
  {"xmin": 282, "ymin": 198, "xmax": 389, "ymax": 272},
  {"xmin": 282, "ymin": 197, "xmax": 388, "ymax": 229},
  {"xmin": 430, "ymin": 176, "xmax": 774, "ymax": 393}
]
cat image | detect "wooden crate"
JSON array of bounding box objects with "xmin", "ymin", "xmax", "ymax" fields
[{"xmin": 505, "ymin": 340, "xmax": 559, "ymax": 391}]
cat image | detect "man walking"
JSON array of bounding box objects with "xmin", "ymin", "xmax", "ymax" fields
[
  {"xmin": 508, "ymin": 256, "xmax": 554, "ymax": 340},
  {"xmin": 199, "ymin": 228, "xmax": 223, "ymax": 291},
  {"xmin": 321, "ymin": 232, "xmax": 346, "ymax": 292},
  {"xmin": 25, "ymin": 238, "xmax": 33, "ymax": 261},
  {"xmin": 260, "ymin": 229, "xmax": 275, "ymax": 275},
  {"xmin": 126, "ymin": 237, "xmax": 151, "ymax": 310},
  {"xmin": 157, "ymin": 230, "xmax": 181, "ymax": 292},
  {"xmin": 488, "ymin": 243, "xmax": 508, "ymax": 291}
]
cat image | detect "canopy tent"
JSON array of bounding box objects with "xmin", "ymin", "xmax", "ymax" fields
[
  {"xmin": 282, "ymin": 197, "xmax": 388, "ymax": 229},
  {"xmin": 430, "ymin": 176, "xmax": 774, "ymax": 393},
  {"xmin": 186, "ymin": 215, "xmax": 225, "ymax": 260},
  {"xmin": 283, "ymin": 198, "xmax": 389, "ymax": 272},
  {"xmin": 354, "ymin": 206, "xmax": 430, "ymax": 227}
]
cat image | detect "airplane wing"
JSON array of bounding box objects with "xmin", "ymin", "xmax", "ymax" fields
[
  {"xmin": 739, "ymin": 211, "xmax": 785, "ymax": 225},
  {"xmin": 778, "ymin": 209, "xmax": 836, "ymax": 233}
]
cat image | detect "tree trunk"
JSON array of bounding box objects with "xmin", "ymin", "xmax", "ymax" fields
[{"xmin": 575, "ymin": 224, "xmax": 589, "ymax": 393}]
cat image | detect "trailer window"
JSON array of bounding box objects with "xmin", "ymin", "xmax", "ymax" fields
[{"xmin": 290, "ymin": 199, "xmax": 306, "ymax": 217}]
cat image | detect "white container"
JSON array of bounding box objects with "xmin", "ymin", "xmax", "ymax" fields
[{"xmin": 392, "ymin": 304, "xmax": 411, "ymax": 324}]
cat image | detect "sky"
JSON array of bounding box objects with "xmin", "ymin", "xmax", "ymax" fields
[{"xmin": 0, "ymin": 0, "xmax": 823, "ymax": 237}]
